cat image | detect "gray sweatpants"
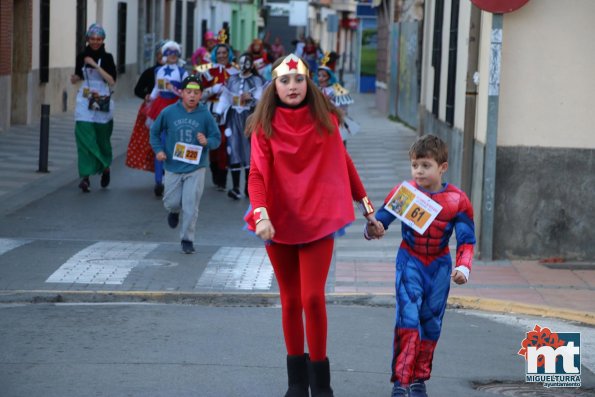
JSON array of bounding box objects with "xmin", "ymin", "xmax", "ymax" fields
[{"xmin": 162, "ymin": 168, "xmax": 206, "ymax": 242}]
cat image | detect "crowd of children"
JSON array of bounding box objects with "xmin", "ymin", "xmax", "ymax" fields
[{"xmin": 110, "ymin": 28, "xmax": 474, "ymax": 397}]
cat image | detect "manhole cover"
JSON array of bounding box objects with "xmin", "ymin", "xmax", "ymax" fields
[{"xmin": 473, "ymin": 381, "xmax": 595, "ymax": 396}]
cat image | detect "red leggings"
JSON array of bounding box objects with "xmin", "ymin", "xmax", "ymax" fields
[{"xmin": 266, "ymin": 238, "xmax": 334, "ymax": 361}]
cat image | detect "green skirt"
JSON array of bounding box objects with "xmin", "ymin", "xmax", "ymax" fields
[{"xmin": 75, "ymin": 120, "xmax": 113, "ymax": 177}]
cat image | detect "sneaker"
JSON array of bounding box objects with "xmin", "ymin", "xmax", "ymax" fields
[
  {"xmin": 181, "ymin": 240, "xmax": 195, "ymax": 254},
  {"xmin": 409, "ymin": 382, "xmax": 427, "ymax": 397},
  {"xmin": 154, "ymin": 183, "xmax": 164, "ymax": 197},
  {"xmin": 167, "ymin": 212, "xmax": 179, "ymax": 228},
  {"xmin": 227, "ymin": 188, "xmax": 241, "ymax": 200},
  {"xmin": 391, "ymin": 383, "xmax": 408, "ymax": 397},
  {"xmin": 100, "ymin": 169, "xmax": 110, "ymax": 188},
  {"xmin": 79, "ymin": 177, "xmax": 90, "ymax": 193},
  {"xmin": 216, "ymin": 185, "xmax": 226, "ymax": 192}
]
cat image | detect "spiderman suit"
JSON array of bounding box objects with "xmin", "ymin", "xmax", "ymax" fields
[{"xmin": 375, "ymin": 181, "xmax": 475, "ymax": 386}]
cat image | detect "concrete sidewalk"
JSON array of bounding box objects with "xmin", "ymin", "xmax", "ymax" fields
[{"xmin": 0, "ymin": 79, "xmax": 593, "ymax": 326}]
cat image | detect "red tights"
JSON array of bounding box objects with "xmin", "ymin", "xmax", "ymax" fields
[{"xmin": 266, "ymin": 238, "xmax": 334, "ymax": 361}]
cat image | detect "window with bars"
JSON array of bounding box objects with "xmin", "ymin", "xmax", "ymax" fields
[
  {"xmin": 201, "ymin": 19, "xmax": 208, "ymax": 47},
  {"xmin": 76, "ymin": 0, "xmax": 87, "ymax": 56},
  {"xmin": 185, "ymin": 1, "xmax": 195, "ymax": 58},
  {"xmin": 445, "ymin": 0, "xmax": 460, "ymax": 126},
  {"xmin": 431, "ymin": 0, "xmax": 444, "ymax": 117},
  {"xmin": 40, "ymin": 0, "xmax": 50, "ymax": 83},
  {"xmin": 117, "ymin": 2, "xmax": 127, "ymax": 74},
  {"xmin": 175, "ymin": 0, "xmax": 183, "ymax": 44}
]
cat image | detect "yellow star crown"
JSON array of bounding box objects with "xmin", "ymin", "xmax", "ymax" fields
[
  {"xmin": 218, "ymin": 29, "xmax": 227, "ymax": 44},
  {"xmin": 272, "ymin": 54, "xmax": 309, "ymax": 79},
  {"xmin": 320, "ymin": 52, "xmax": 330, "ymax": 67}
]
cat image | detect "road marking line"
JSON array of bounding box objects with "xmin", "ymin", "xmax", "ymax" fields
[
  {"xmin": 46, "ymin": 241, "xmax": 159, "ymax": 285},
  {"xmin": 196, "ymin": 247, "xmax": 273, "ymax": 291}
]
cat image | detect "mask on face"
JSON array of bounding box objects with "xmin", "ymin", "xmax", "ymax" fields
[{"xmin": 239, "ymin": 55, "xmax": 253, "ymax": 73}]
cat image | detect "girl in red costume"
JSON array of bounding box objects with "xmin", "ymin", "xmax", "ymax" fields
[{"xmin": 245, "ymin": 54, "xmax": 384, "ymax": 397}]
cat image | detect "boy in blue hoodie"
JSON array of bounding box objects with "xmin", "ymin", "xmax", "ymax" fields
[{"xmin": 150, "ymin": 75, "xmax": 221, "ymax": 253}]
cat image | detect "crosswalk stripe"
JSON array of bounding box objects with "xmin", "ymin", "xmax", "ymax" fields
[
  {"xmin": 46, "ymin": 241, "xmax": 159, "ymax": 285},
  {"xmin": 196, "ymin": 246, "xmax": 273, "ymax": 291}
]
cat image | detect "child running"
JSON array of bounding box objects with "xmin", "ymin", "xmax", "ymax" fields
[{"xmin": 150, "ymin": 75, "xmax": 221, "ymax": 254}]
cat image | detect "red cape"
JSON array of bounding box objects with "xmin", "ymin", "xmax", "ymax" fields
[{"xmin": 246, "ymin": 106, "xmax": 355, "ymax": 244}]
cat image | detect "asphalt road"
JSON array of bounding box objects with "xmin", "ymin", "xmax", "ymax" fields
[{"xmin": 2, "ymin": 303, "xmax": 594, "ymax": 397}]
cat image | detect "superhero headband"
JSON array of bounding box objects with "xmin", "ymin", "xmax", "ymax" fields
[
  {"xmin": 272, "ymin": 54, "xmax": 309, "ymax": 79},
  {"xmin": 181, "ymin": 76, "xmax": 202, "ymax": 90}
]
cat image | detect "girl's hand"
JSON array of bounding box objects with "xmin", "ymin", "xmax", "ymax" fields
[{"xmin": 255, "ymin": 220, "xmax": 275, "ymax": 241}]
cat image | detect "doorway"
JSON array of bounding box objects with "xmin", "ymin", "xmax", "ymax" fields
[{"xmin": 11, "ymin": 0, "xmax": 32, "ymax": 124}]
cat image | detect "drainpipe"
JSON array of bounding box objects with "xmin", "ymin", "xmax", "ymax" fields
[
  {"xmin": 96, "ymin": 0, "xmax": 103, "ymax": 25},
  {"xmin": 388, "ymin": 0, "xmax": 397, "ymax": 118},
  {"xmin": 479, "ymin": 13, "xmax": 503, "ymax": 260},
  {"xmin": 461, "ymin": 4, "xmax": 481, "ymax": 195}
]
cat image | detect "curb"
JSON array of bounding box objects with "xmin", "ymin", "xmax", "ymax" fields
[
  {"xmin": 1, "ymin": 289, "xmax": 593, "ymax": 326},
  {"xmin": 448, "ymin": 295, "xmax": 595, "ymax": 326}
]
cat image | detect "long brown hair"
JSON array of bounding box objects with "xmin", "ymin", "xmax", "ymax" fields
[{"xmin": 245, "ymin": 57, "xmax": 343, "ymax": 138}]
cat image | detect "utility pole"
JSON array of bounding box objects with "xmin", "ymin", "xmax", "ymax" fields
[{"xmin": 480, "ymin": 13, "xmax": 502, "ymax": 260}]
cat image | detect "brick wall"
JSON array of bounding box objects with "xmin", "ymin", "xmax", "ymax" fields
[{"xmin": 0, "ymin": 1, "xmax": 13, "ymax": 75}]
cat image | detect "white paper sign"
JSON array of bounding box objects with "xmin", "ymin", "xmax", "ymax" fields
[
  {"xmin": 384, "ymin": 181, "xmax": 443, "ymax": 234},
  {"xmin": 172, "ymin": 142, "xmax": 203, "ymax": 165}
]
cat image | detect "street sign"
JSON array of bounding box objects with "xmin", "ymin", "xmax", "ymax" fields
[
  {"xmin": 327, "ymin": 14, "xmax": 338, "ymax": 33},
  {"xmin": 470, "ymin": 0, "xmax": 530, "ymax": 13}
]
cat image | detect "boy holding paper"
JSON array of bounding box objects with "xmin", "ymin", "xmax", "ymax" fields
[
  {"xmin": 366, "ymin": 134, "xmax": 475, "ymax": 397},
  {"xmin": 150, "ymin": 75, "xmax": 221, "ymax": 254}
]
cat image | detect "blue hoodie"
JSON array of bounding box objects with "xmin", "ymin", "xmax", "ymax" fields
[{"xmin": 150, "ymin": 100, "xmax": 221, "ymax": 174}]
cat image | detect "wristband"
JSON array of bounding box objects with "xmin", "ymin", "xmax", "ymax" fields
[
  {"xmin": 254, "ymin": 207, "xmax": 269, "ymax": 225},
  {"xmin": 358, "ymin": 196, "xmax": 374, "ymax": 216}
]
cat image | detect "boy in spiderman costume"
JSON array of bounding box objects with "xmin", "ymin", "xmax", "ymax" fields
[{"xmin": 366, "ymin": 134, "xmax": 475, "ymax": 397}]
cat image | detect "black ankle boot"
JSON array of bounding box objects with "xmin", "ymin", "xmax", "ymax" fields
[
  {"xmin": 307, "ymin": 357, "xmax": 334, "ymax": 397},
  {"xmin": 285, "ymin": 354, "xmax": 309, "ymax": 397}
]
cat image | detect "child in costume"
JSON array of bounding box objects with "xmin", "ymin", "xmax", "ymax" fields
[
  {"xmin": 302, "ymin": 37, "xmax": 323, "ymax": 76},
  {"xmin": 191, "ymin": 31, "xmax": 217, "ymax": 67},
  {"xmin": 149, "ymin": 75, "xmax": 221, "ymax": 254},
  {"xmin": 247, "ymin": 38, "xmax": 272, "ymax": 80},
  {"xmin": 70, "ymin": 23, "xmax": 117, "ymax": 193},
  {"xmin": 245, "ymin": 54, "xmax": 384, "ymax": 397},
  {"xmin": 216, "ymin": 52, "xmax": 265, "ymax": 200},
  {"xmin": 146, "ymin": 41, "xmax": 188, "ymax": 196},
  {"xmin": 315, "ymin": 53, "xmax": 357, "ymax": 143},
  {"xmin": 125, "ymin": 40, "xmax": 165, "ymax": 195},
  {"xmin": 366, "ymin": 134, "xmax": 475, "ymax": 397},
  {"xmin": 196, "ymin": 31, "xmax": 239, "ymax": 191}
]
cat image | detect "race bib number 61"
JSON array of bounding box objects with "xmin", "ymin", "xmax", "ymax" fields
[{"xmin": 384, "ymin": 181, "xmax": 442, "ymax": 234}]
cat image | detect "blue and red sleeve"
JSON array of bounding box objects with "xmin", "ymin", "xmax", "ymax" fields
[{"xmin": 454, "ymin": 191, "xmax": 475, "ymax": 272}]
